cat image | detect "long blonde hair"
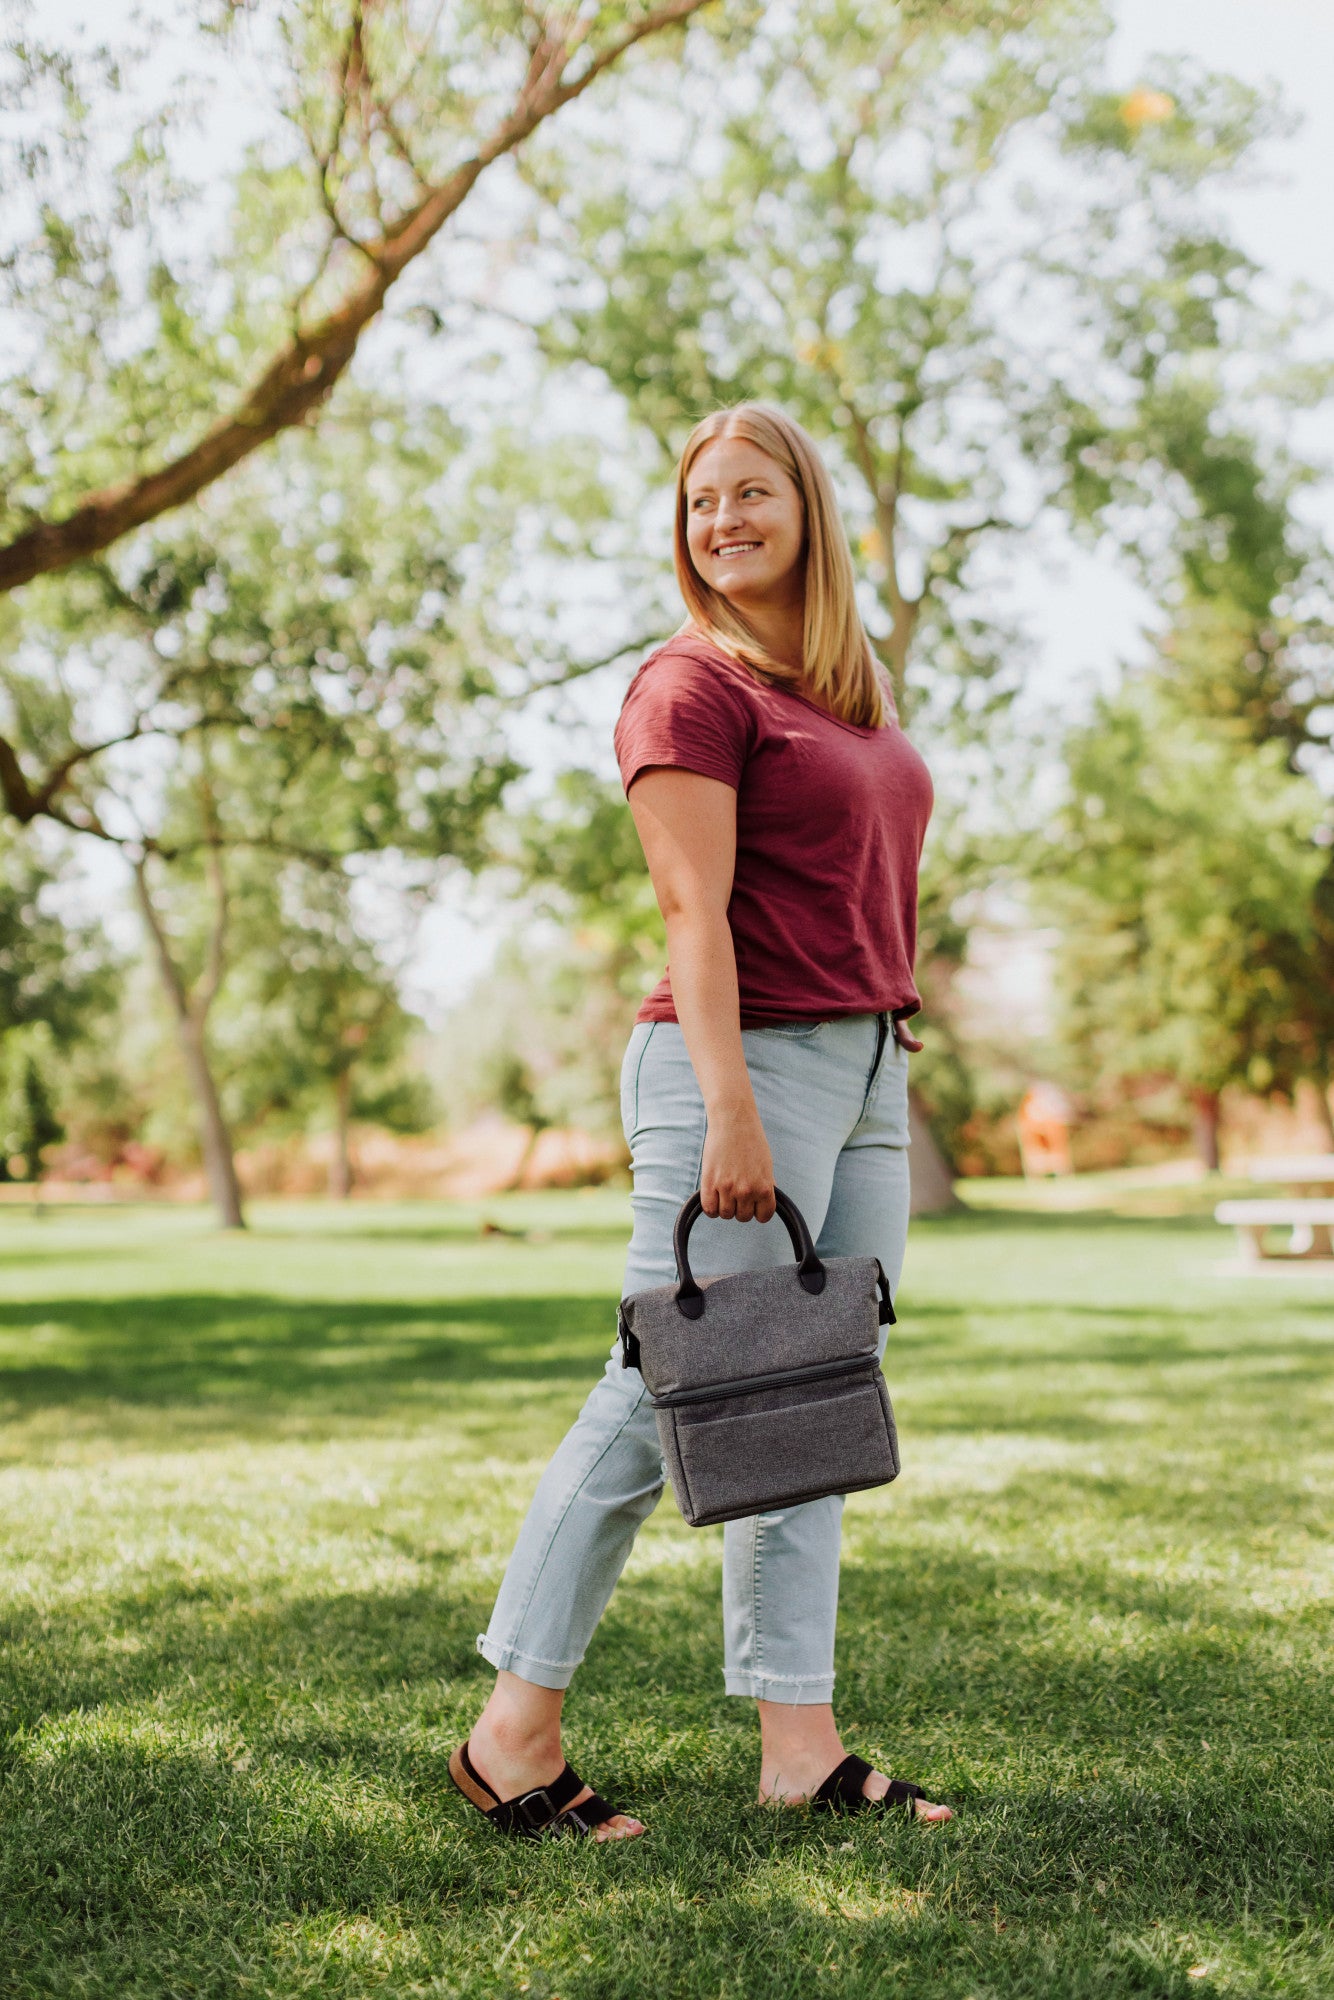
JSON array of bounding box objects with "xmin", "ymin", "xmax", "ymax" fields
[{"xmin": 673, "ymin": 403, "xmax": 886, "ymax": 729}]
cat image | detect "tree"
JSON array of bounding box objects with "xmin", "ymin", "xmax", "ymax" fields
[
  {"xmin": 519, "ymin": 0, "xmax": 1305, "ymax": 734},
  {"xmin": 500, "ymin": 0, "xmax": 1334, "ymax": 1178},
  {"xmin": 0, "ymin": 1034, "xmax": 62, "ymax": 1183},
  {"xmin": 0, "ymin": 836, "xmax": 117, "ymax": 1180},
  {"xmin": 1044, "ymin": 675, "xmax": 1332, "ymax": 1168},
  {"xmin": 0, "ymin": 0, "xmax": 716, "ymax": 599},
  {"xmin": 0, "ymin": 836, "xmax": 111, "ymax": 1045},
  {"xmin": 217, "ymin": 864, "xmax": 431, "ymax": 1198},
  {"xmin": 0, "ymin": 409, "xmax": 516, "ymax": 1224}
]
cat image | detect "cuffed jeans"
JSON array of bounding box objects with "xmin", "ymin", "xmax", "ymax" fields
[{"xmin": 477, "ymin": 1013, "xmax": 912, "ymax": 1704}]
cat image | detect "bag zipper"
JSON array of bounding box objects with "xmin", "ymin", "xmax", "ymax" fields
[{"xmin": 649, "ymin": 1352, "xmax": 878, "ymax": 1410}]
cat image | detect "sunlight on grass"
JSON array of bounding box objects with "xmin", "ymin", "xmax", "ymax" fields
[{"xmin": 0, "ymin": 1196, "xmax": 1329, "ymax": 1998}]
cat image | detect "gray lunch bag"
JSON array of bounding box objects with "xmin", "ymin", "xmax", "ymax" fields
[{"xmin": 617, "ymin": 1188, "xmax": 900, "ymax": 1528}]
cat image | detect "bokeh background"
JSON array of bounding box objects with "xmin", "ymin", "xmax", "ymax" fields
[{"xmin": 3, "ymin": 0, "xmax": 1333, "ymax": 1223}]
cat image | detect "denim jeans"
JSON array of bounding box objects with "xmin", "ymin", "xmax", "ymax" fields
[{"xmin": 477, "ymin": 1013, "xmax": 912, "ymax": 1704}]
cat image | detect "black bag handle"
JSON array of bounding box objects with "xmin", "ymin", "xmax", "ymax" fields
[{"xmin": 672, "ymin": 1186, "xmax": 826, "ymax": 1320}]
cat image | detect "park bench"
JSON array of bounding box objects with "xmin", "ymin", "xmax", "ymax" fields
[
  {"xmin": 1215, "ymin": 1196, "xmax": 1334, "ymax": 1262},
  {"xmin": 1216, "ymin": 1154, "xmax": 1334, "ymax": 1262}
]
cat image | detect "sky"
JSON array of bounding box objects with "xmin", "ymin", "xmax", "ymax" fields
[{"xmin": 20, "ymin": 0, "xmax": 1334, "ymax": 1017}]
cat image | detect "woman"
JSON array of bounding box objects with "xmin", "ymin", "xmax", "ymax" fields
[{"xmin": 450, "ymin": 403, "xmax": 948, "ymax": 1840}]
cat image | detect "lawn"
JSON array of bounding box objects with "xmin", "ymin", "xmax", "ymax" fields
[{"xmin": 0, "ymin": 1189, "xmax": 1329, "ymax": 1999}]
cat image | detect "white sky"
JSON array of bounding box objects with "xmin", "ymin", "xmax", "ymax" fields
[{"xmin": 18, "ymin": 0, "xmax": 1334, "ymax": 1016}]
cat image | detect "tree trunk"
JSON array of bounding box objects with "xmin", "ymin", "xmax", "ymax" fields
[
  {"xmin": 1191, "ymin": 1088, "xmax": 1222, "ymax": 1173},
  {"xmin": 1312, "ymin": 1073, "xmax": 1334, "ymax": 1151},
  {"xmin": 132, "ymin": 854, "xmax": 246, "ymax": 1230},
  {"xmin": 507, "ymin": 1124, "xmax": 543, "ymax": 1193},
  {"xmin": 179, "ymin": 1013, "xmax": 246, "ymax": 1228},
  {"xmin": 329, "ymin": 1067, "xmax": 354, "ymax": 1199},
  {"xmin": 908, "ymin": 1088, "xmax": 960, "ymax": 1215}
]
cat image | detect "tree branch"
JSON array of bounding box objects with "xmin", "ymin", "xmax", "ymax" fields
[
  {"xmin": 194, "ymin": 762, "xmax": 230, "ymax": 1019},
  {"xmin": 0, "ymin": 0, "xmax": 712, "ymax": 595},
  {"xmin": 841, "ymin": 394, "xmax": 918, "ymax": 710},
  {"xmin": 0, "ymin": 734, "xmax": 38, "ymax": 822},
  {"xmin": 502, "ymin": 629, "xmax": 666, "ymax": 701}
]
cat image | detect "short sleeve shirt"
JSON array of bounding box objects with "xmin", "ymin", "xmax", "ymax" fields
[{"xmin": 613, "ymin": 634, "xmax": 934, "ymax": 1027}]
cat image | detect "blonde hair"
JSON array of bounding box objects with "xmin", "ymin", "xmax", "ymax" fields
[{"xmin": 673, "ymin": 402, "xmax": 887, "ymax": 729}]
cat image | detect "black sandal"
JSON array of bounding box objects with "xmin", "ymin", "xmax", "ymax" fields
[
  {"xmin": 812, "ymin": 1752, "xmax": 931, "ymax": 1819},
  {"xmin": 448, "ymin": 1740, "xmax": 623, "ymax": 1840}
]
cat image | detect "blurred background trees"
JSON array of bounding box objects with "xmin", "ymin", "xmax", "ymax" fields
[
  {"xmin": 1043, "ymin": 671, "xmax": 1333, "ymax": 1167},
  {"xmin": 0, "ymin": 0, "xmax": 1330, "ymax": 1207}
]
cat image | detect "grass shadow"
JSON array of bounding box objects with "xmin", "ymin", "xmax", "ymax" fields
[{"xmin": 0, "ymin": 1293, "xmax": 619, "ymax": 1436}]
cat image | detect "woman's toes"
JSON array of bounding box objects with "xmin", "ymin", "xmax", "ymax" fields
[
  {"xmin": 913, "ymin": 1799, "xmax": 952, "ymax": 1822},
  {"xmin": 594, "ymin": 1813, "xmax": 645, "ymax": 1841}
]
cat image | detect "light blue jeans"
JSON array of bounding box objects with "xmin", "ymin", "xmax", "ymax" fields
[{"xmin": 477, "ymin": 1014, "xmax": 912, "ymax": 1704}]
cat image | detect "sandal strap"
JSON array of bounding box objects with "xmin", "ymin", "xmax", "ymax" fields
[
  {"xmin": 813, "ymin": 1753, "xmax": 875, "ymax": 1812},
  {"xmin": 812, "ymin": 1755, "xmax": 929, "ymax": 1817},
  {"xmin": 552, "ymin": 1791, "xmax": 617, "ymax": 1836},
  {"xmin": 486, "ymin": 1761, "xmax": 600, "ymax": 1838}
]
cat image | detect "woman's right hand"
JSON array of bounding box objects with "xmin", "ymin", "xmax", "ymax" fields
[{"xmin": 701, "ymin": 1104, "xmax": 776, "ymax": 1223}]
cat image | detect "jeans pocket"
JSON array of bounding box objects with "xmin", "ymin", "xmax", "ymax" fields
[
  {"xmin": 619, "ymin": 1022, "xmax": 656, "ymax": 1146},
  {"xmin": 748, "ymin": 1020, "xmax": 825, "ymax": 1042}
]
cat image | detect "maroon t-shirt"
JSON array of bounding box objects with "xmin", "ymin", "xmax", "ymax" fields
[{"xmin": 614, "ymin": 635, "xmax": 934, "ymax": 1027}]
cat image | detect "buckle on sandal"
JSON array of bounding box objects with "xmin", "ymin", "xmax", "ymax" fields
[{"xmin": 514, "ymin": 1786, "xmax": 556, "ymax": 1832}]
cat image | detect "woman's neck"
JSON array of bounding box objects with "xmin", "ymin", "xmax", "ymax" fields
[{"xmin": 729, "ymin": 583, "xmax": 805, "ymax": 674}]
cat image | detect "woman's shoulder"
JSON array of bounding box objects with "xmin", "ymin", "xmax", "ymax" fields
[
  {"xmin": 626, "ymin": 629, "xmax": 760, "ymax": 706},
  {"xmin": 614, "ymin": 630, "xmax": 758, "ymax": 788}
]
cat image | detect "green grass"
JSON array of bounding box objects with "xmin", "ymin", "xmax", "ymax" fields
[{"xmin": 0, "ymin": 1190, "xmax": 1329, "ymax": 1999}]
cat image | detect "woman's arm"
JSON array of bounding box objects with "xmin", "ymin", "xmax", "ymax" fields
[{"xmin": 628, "ymin": 767, "xmax": 775, "ymax": 1224}]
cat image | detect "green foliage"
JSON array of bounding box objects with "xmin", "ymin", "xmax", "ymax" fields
[
  {"xmin": 517, "ymin": 769, "xmax": 666, "ymax": 1003},
  {"xmin": 525, "ymin": 0, "xmax": 1312, "ymax": 734},
  {"xmin": 209, "ymin": 862, "xmax": 432, "ymax": 1139},
  {"xmin": 1045, "ymin": 672, "xmax": 1332, "ymax": 1107},
  {"xmin": 0, "ymin": 0, "xmax": 718, "ymax": 567},
  {"xmin": 0, "ymin": 404, "xmax": 513, "ymax": 1200},
  {"xmin": 485, "ymin": 1052, "xmax": 551, "ymax": 1137},
  {"xmin": 0, "ymin": 836, "xmax": 119, "ymax": 1180},
  {"xmin": 0, "ymin": 837, "xmax": 114, "ymax": 1042},
  {"xmin": 0, "ymin": 1024, "xmax": 62, "ymax": 1179},
  {"xmin": 1, "ymin": 404, "xmax": 517, "ymax": 871},
  {"xmin": 436, "ymin": 771, "xmax": 666, "ymax": 1141}
]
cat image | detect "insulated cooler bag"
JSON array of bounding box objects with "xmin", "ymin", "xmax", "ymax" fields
[{"xmin": 617, "ymin": 1188, "xmax": 900, "ymax": 1527}]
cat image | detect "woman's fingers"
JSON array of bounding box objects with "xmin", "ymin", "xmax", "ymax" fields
[{"xmin": 703, "ymin": 1184, "xmax": 776, "ymax": 1223}]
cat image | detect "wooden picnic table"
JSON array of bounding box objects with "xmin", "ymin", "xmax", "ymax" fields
[{"xmin": 1215, "ymin": 1154, "xmax": 1334, "ymax": 1261}]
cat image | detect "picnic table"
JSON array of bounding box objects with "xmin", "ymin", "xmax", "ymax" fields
[{"xmin": 1215, "ymin": 1155, "xmax": 1334, "ymax": 1261}]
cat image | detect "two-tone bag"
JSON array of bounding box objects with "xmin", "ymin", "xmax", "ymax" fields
[{"xmin": 617, "ymin": 1188, "xmax": 900, "ymax": 1528}]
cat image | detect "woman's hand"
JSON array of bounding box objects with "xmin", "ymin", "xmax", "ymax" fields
[{"xmin": 701, "ymin": 1103, "xmax": 776, "ymax": 1223}]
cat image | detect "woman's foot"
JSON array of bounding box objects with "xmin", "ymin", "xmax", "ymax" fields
[
  {"xmin": 468, "ymin": 1671, "xmax": 645, "ymax": 1842},
  {"xmin": 756, "ymin": 1700, "xmax": 951, "ymax": 1822}
]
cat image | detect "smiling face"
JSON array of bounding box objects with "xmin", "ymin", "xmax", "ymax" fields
[{"xmin": 683, "ymin": 436, "xmax": 806, "ymax": 614}]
